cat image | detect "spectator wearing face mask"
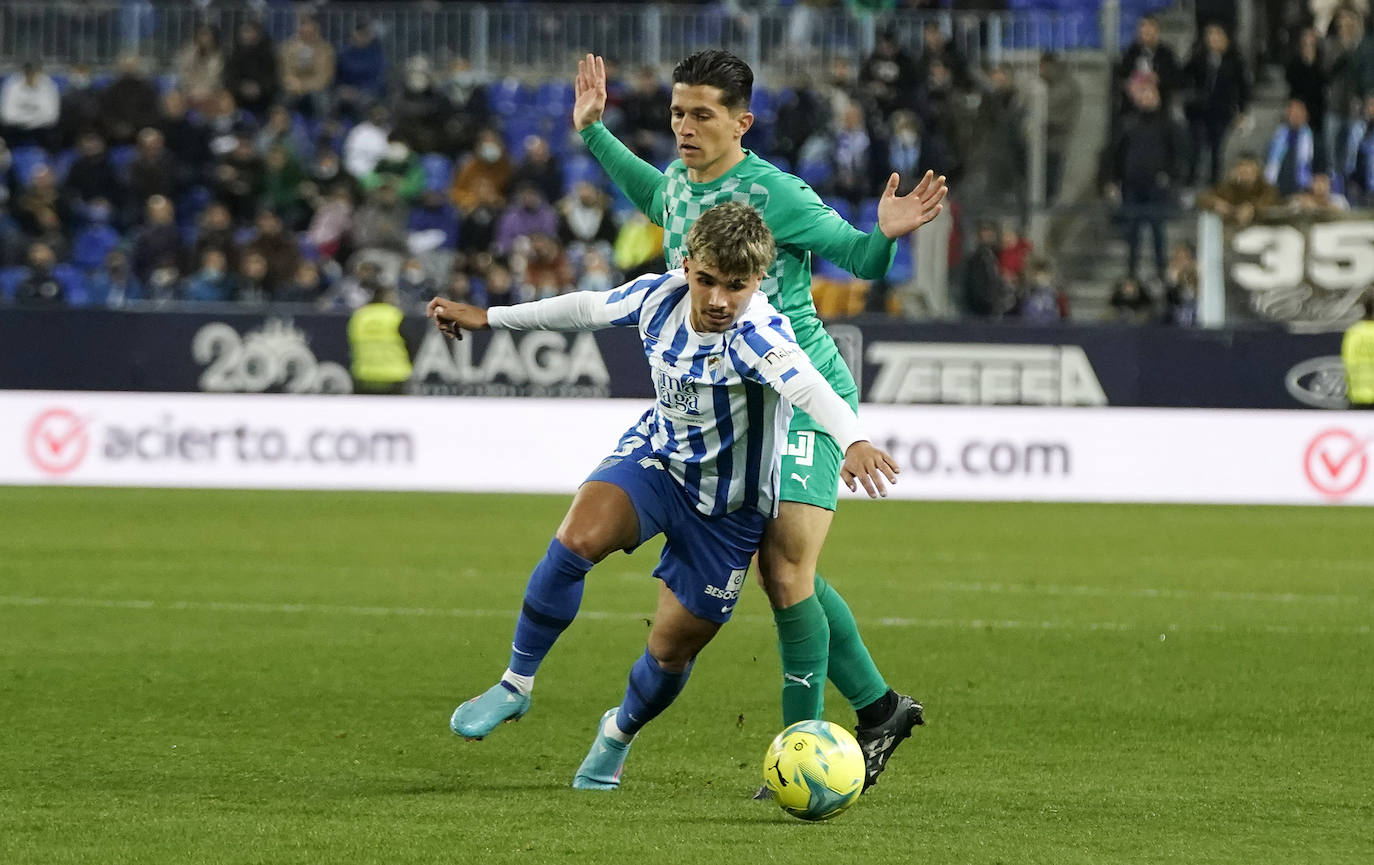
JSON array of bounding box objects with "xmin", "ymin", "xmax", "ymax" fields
[
  {"xmin": 132, "ymin": 195, "xmax": 187, "ymax": 285},
  {"xmin": 279, "ymin": 15, "xmax": 335, "ymax": 119},
  {"xmin": 451, "ymin": 129, "xmax": 512, "ymax": 213},
  {"xmin": 395, "ymin": 257, "xmax": 436, "ymax": 307},
  {"xmin": 884, "ymin": 110, "xmax": 950, "ymax": 196},
  {"xmin": 87, "ymin": 249, "xmax": 143, "ymax": 307},
  {"xmin": 515, "ymin": 135, "xmax": 563, "ymax": 206},
  {"xmin": 495, "ymin": 184, "xmax": 557, "ymax": 256},
  {"xmin": 185, "ymin": 248, "xmax": 235, "ymax": 302},
  {"xmin": 305, "ymin": 184, "xmax": 356, "ymax": 261},
  {"xmin": 558, "ymin": 182, "xmax": 618, "ymax": 255},
  {"xmin": 394, "ymin": 59, "xmax": 456, "ymax": 154},
  {"xmin": 1014, "ymin": 258, "xmax": 1070, "ymax": 323},
  {"xmin": 175, "ymin": 24, "xmax": 225, "ymax": 112},
  {"xmin": 440, "ymin": 58, "xmax": 490, "ymax": 154}
]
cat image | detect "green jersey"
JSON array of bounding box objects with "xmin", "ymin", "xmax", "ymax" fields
[{"xmin": 579, "ymin": 122, "xmax": 896, "ymax": 374}]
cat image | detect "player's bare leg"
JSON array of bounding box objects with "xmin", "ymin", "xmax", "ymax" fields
[
  {"xmin": 451, "ymin": 482, "xmax": 640, "ymax": 740},
  {"xmin": 574, "ymin": 582, "xmax": 721, "ymax": 789},
  {"xmin": 755, "ymin": 501, "xmax": 923, "ymax": 793}
]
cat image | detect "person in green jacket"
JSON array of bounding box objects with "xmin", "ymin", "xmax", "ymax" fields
[
  {"xmin": 348, "ymin": 285, "xmax": 413, "ymax": 394},
  {"xmin": 1343, "ymin": 293, "xmax": 1374, "ymax": 409},
  {"xmin": 573, "ymin": 49, "xmax": 947, "ymax": 793}
]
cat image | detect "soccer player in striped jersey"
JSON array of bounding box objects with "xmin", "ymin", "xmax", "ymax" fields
[
  {"xmin": 430, "ymin": 202, "xmax": 899, "ymax": 789},
  {"xmin": 573, "ymin": 50, "xmax": 945, "ymax": 791}
]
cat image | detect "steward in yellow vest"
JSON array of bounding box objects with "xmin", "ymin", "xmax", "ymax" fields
[
  {"xmin": 1343, "ymin": 294, "xmax": 1374, "ymax": 409},
  {"xmin": 348, "ymin": 288, "xmax": 413, "ymax": 394}
]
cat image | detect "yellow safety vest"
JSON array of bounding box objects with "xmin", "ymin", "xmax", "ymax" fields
[
  {"xmin": 348, "ymin": 302, "xmax": 412, "ymax": 385},
  {"xmin": 1343, "ymin": 320, "xmax": 1374, "ymax": 406}
]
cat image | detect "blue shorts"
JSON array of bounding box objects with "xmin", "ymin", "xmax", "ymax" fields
[{"xmin": 585, "ymin": 439, "xmax": 765, "ymax": 624}]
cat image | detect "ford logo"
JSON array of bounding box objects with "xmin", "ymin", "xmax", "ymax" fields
[{"xmin": 1285, "ymin": 356, "xmax": 1348, "ymax": 409}]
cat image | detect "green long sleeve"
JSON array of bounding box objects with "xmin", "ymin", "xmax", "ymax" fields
[{"xmin": 578, "ymin": 122, "xmax": 667, "ymax": 223}]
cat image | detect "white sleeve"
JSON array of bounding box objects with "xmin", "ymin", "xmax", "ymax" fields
[
  {"xmin": 486, "ymin": 273, "xmax": 671, "ymax": 331},
  {"xmin": 487, "ymin": 291, "xmax": 616, "ymax": 331},
  {"xmin": 768, "ymin": 357, "xmax": 866, "ymax": 453},
  {"xmin": 731, "ymin": 316, "xmax": 866, "ymax": 452}
]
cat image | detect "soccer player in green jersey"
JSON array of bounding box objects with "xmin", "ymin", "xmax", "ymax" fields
[{"xmin": 573, "ymin": 50, "xmax": 947, "ymax": 792}]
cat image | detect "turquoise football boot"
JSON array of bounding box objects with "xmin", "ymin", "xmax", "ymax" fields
[
  {"xmin": 450, "ymin": 682, "xmax": 530, "ymax": 740},
  {"xmin": 571, "ymin": 708, "xmax": 633, "ymax": 790}
]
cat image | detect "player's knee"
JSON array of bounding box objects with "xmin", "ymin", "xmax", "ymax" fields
[
  {"xmin": 555, "ymin": 525, "xmax": 615, "ymax": 563},
  {"xmin": 756, "ymin": 554, "xmax": 814, "ymax": 609},
  {"xmin": 646, "ymin": 641, "xmax": 693, "ymax": 673}
]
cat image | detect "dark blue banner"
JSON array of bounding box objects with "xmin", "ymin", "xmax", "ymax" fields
[{"xmin": 0, "ymin": 308, "xmax": 1345, "ymax": 409}]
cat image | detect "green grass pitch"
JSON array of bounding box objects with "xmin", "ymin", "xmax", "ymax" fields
[{"xmin": 1, "ymin": 487, "xmax": 1371, "ymax": 864}]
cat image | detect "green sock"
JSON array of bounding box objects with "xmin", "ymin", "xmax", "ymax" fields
[
  {"xmin": 815, "ymin": 574, "xmax": 889, "ymax": 712},
  {"xmin": 773, "ymin": 594, "xmax": 830, "ymax": 725}
]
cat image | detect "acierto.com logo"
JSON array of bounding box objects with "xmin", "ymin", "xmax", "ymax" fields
[{"xmin": 27, "ymin": 408, "xmax": 91, "ymax": 475}]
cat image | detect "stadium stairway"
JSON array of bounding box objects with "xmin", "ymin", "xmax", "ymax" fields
[{"xmin": 1047, "ymin": 3, "xmax": 1287, "ymax": 320}]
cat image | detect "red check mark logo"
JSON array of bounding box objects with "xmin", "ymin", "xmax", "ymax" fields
[
  {"xmin": 26, "ymin": 409, "xmax": 92, "ymax": 475},
  {"xmin": 1303, "ymin": 429, "xmax": 1370, "ymax": 498}
]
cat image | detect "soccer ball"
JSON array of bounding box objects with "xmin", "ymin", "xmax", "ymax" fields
[{"xmin": 762, "ymin": 719, "xmax": 865, "ymax": 821}]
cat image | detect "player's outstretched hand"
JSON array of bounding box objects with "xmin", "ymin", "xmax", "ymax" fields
[
  {"xmin": 876, "ymin": 170, "xmax": 948, "ymax": 239},
  {"xmin": 841, "ymin": 441, "xmax": 900, "ymax": 499},
  {"xmin": 426, "ymin": 297, "xmax": 489, "ymax": 340},
  {"xmin": 573, "ymin": 53, "xmax": 607, "ymax": 131}
]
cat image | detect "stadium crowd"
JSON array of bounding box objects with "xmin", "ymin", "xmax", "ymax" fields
[
  {"xmin": 0, "ymin": 1, "xmax": 1361, "ymax": 325},
  {"xmin": 1099, "ymin": 2, "xmax": 1374, "ymax": 325},
  {"xmin": 0, "ymin": 6, "xmax": 1061, "ymax": 319}
]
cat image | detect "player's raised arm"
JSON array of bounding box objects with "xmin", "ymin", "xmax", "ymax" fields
[
  {"xmin": 574, "ymin": 53, "xmax": 669, "ymax": 222},
  {"xmin": 770, "ymin": 171, "xmax": 947, "ymax": 280},
  {"xmin": 427, "ymin": 273, "xmax": 670, "ymax": 338},
  {"xmin": 731, "ymin": 319, "xmax": 899, "ymax": 498}
]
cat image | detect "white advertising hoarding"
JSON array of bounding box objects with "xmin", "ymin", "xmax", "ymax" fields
[{"xmin": 1, "ymin": 391, "xmax": 1371, "ymax": 506}]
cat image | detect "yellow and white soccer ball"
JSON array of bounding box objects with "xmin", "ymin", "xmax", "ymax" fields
[{"xmin": 762, "ymin": 719, "xmax": 865, "ymax": 821}]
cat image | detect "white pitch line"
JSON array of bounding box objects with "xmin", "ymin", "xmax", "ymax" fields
[
  {"xmin": 928, "ymin": 581, "xmax": 1359, "ymax": 605},
  {"xmin": 0, "ymin": 596, "xmax": 1369, "ymax": 636}
]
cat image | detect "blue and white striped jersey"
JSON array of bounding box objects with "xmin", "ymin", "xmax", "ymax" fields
[{"xmin": 486, "ymin": 270, "xmax": 862, "ymax": 517}]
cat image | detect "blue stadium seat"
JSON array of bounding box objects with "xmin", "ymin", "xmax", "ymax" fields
[
  {"xmin": 813, "ymin": 256, "xmax": 847, "ymax": 281},
  {"xmin": 888, "ymin": 236, "xmax": 915, "ymax": 284},
  {"xmin": 822, "ymin": 198, "xmax": 854, "ymax": 225},
  {"xmin": 421, "ymin": 154, "xmax": 454, "ymax": 193},
  {"xmin": 534, "ymin": 81, "xmax": 574, "ymax": 117},
  {"xmin": 71, "ymin": 224, "xmax": 121, "ymax": 272},
  {"xmin": 488, "ymin": 77, "xmax": 531, "ymax": 118},
  {"xmin": 10, "ymin": 146, "xmax": 49, "ymax": 187},
  {"xmin": 109, "ymin": 145, "xmax": 137, "ymax": 175},
  {"xmin": 0, "ymin": 266, "xmax": 27, "ymax": 301},
  {"xmin": 52, "ymin": 148, "xmax": 77, "ymax": 181},
  {"xmin": 54, "ymin": 264, "xmax": 89, "ymax": 306},
  {"xmin": 797, "ymin": 158, "xmax": 832, "ymax": 190},
  {"xmin": 561, "ymin": 153, "xmax": 604, "ymax": 193},
  {"xmin": 750, "ymin": 86, "xmax": 777, "ymax": 119},
  {"xmin": 858, "ymin": 198, "xmax": 880, "ymax": 232}
]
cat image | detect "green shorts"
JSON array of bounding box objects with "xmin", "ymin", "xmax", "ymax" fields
[{"xmin": 778, "ymin": 353, "xmax": 859, "ymax": 511}]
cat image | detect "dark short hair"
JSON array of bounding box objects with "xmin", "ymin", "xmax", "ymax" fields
[{"xmin": 672, "ymin": 49, "xmax": 753, "ymax": 113}]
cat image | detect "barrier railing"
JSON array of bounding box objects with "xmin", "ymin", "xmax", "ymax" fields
[{"xmin": 0, "ymin": 2, "xmax": 1114, "ymax": 75}]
